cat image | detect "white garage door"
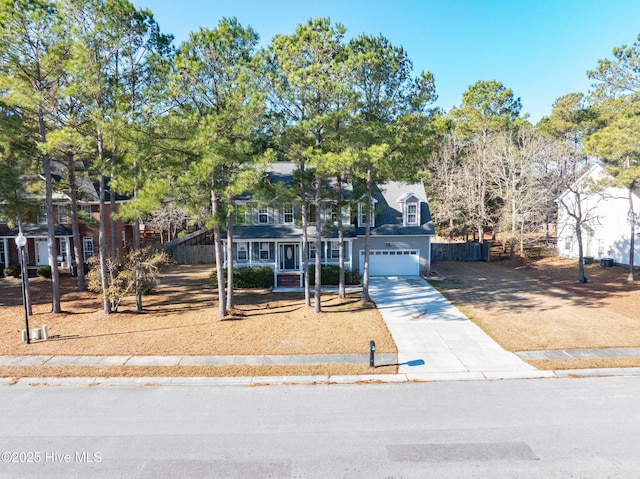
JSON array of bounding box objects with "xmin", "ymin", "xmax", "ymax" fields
[{"xmin": 359, "ymin": 250, "xmax": 420, "ymax": 276}]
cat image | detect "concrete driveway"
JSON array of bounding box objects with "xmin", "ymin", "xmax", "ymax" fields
[{"xmin": 369, "ymin": 276, "xmax": 554, "ymax": 381}]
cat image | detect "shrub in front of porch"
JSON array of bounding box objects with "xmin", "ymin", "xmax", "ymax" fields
[
  {"xmin": 308, "ymin": 265, "xmax": 361, "ymax": 286},
  {"xmin": 37, "ymin": 265, "xmax": 52, "ymax": 278},
  {"xmin": 211, "ymin": 266, "xmax": 274, "ymax": 289},
  {"xmin": 3, "ymin": 264, "xmax": 21, "ymax": 278}
]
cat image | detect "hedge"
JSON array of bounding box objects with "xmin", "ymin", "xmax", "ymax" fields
[
  {"xmin": 308, "ymin": 264, "xmax": 360, "ymax": 285},
  {"xmin": 211, "ymin": 266, "xmax": 274, "ymax": 289},
  {"xmin": 3, "ymin": 264, "xmax": 21, "ymax": 278},
  {"xmin": 37, "ymin": 265, "xmax": 52, "ymax": 278}
]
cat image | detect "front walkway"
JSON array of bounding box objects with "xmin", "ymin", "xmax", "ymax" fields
[{"xmin": 368, "ymin": 276, "xmax": 554, "ymax": 381}]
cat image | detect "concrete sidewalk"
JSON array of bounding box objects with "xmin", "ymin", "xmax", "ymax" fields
[
  {"xmin": 0, "ymin": 353, "xmax": 397, "ymax": 367},
  {"xmin": 369, "ymin": 276, "xmax": 555, "ymax": 381}
]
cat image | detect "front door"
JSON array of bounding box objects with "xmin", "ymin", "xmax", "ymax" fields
[
  {"xmin": 35, "ymin": 239, "xmax": 49, "ymax": 266},
  {"xmin": 280, "ymin": 244, "xmax": 299, "ymax": 270}
]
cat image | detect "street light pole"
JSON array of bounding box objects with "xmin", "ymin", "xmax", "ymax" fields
[{"xmin": 15, "ymin": 233, "xmax": 30, "ymax": 344}]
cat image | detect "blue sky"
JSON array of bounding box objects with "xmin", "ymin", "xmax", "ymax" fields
[{"xmin": 132, "ymin": 0, "xmax": 640, "ymax": 123}]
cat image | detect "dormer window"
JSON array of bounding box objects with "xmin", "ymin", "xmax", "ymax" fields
[
  {"xmin": 406, "ymin": 202, "xmax": 418, "ymax": 225},
  {"xmin": 398, "ymin": 193, "xmax": 420, "ymax": 226}
]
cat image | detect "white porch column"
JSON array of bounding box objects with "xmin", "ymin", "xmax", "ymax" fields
[
  {"xmin": 274, "ymin": 241, "xmax": 279, "ymax": 288},
  {"xmin": 348, "ymin": 241, "xmax": 353, "ymax": 270}
]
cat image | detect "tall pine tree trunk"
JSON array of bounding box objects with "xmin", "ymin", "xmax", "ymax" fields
[
  {"xmin": 337, "ymin": 176, "xmax": 345, "ymax": 299},
  {"xmin": 226, "ymin": 205, "xmax": 234, "ymax": 311},
  {"xmin": 110, "ymin": 147, "xmax": 117, "ymax": 259},
  {"xmin": 314, "ymin": 175, "xmax": 322, "ymax": 314},
  {"xmin": 362, "ymin": 162, "xmax": 373, "ymax": 303},
  {"xmin": 212, "ymin": 190, "xmax": 226, "ymax": 318},
  {"xmin": 39, "ymin": 106, "xmax": 61, "ymax": 313},
  {"xmin": 627, "ymin": 179, "xmax": 636, "ymax": 282},
  {"xmin": 97, "ymin": 130, "xmax": 111, "ymax": 315},
  {"xmin": 67, "ymin": 153, "xmax": 86, "ymax": 291},
  {"xmin": 299, "ymin": 161, "xmax": 310, "ymax": 306}
]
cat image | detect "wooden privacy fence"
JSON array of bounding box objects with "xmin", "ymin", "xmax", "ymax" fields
[
  {"xmin": 431, "ymin": 242, "xmax": 490, "ymax": 262},
  {"xmin": 168, "ymin": 245, "xmax": 215, "ymax": 264}
]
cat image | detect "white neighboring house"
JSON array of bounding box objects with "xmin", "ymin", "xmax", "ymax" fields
[{"xmin": 557, "ymin": 163, "xmax": 640, "ymax": 267}]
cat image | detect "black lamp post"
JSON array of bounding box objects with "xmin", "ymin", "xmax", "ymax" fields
[{"xmin": 15, "ymin": 232, "xmax": 30, "ymax": 344}]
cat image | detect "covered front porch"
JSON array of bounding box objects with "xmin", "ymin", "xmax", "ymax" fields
[
  {"xmin": 0, "ymin": 225, "xmax": 73, "ymax": 275},
  {"xmin": 225, "ymin": 238, "xmax": 354, "ymax": 288}
]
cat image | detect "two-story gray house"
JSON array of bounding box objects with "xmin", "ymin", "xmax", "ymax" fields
[{"xmin": 226, "ymin": 162, "xmax": 435, "ymax": 288}]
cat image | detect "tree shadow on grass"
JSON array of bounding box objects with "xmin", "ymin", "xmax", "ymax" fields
[{"xmin": 44, "ymin": 322, "xmax": 211, "ymax": 342}]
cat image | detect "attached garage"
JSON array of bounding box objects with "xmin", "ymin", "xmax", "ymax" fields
[{"xmin": 359, "ymin": 249, "xmax": 420, "ymax": 276}]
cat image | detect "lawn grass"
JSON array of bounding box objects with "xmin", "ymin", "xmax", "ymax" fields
[
  {"xmin": 430, "ymin": 256, "xmax": 640, "ymax": 370},
  {"xmin": 0, "ymin": 265, "xmax": 396, "ymax": 377}
]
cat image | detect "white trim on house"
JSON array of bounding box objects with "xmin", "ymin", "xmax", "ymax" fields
[
  {"xmin": 358, "ymin": 199, "xmax": 377, "ymax": 227},
  {"xmin": 83, "ymin": 236, "xmax": 94, "ymax": 262}
]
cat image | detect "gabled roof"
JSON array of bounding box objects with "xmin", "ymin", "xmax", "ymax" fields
[
  {"xmin": 557, "ymin": 163, "xmax": 607, "ymax": 201},
  {"xmin": 231, "ymin": 162, "xmax": 435, "ymax": 238},
  {"xmin": 357, "ymin": 180, "xmax": 435, "ymax": 236},
  {"xmin": 396, "ymin": 192, "xmax": 420, "ymax": 203}
]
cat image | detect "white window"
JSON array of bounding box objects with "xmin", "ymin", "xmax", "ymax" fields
[
  {"xmin": 330, "ymin": 241, "xmax": 340, "ymax": 259},
  {"xmin": 83, "ymin": 237, "xmax": 94, "ymax": 262},
  {"xmin": 235, "ymin": 205, "xmax": 251, "ymax": 224},
  {"xmin": 236, "ymin": 205, "xmax": 253, "ymax": 225},
  {"xmin": 237, "ymin": 242, "xmax": 248, "ymax": 260},
  {"xmin": 58, "ymin": 204, "xmax": 70, "ymax": 224},
  {"xmin": 258, "ymin": 207, "xmax": 269, "ymax": 224},
  {"xmin": 358, "ymin": 202, "xmax": 375, "ymax": 227},
  {"xmin": 38, "ymin": 205, "xmax": 47, "ymax": 224},
  {"xmin": 259, "ymin": 242, "xmax": 270, "ymax": 260},
  {"xmin": 406, "ymin": 203, "xmax": 418, "ymax": 225},
  {"xmin": 58, "ymin": 238, "xmax": 68, "ymax": 265},
  {"xmin": 564, "ymin": 237, "xmax": 572, "ymax": 250},
  {"xmin": 283, "ymin": 205, "xmax": 294, "ymax": 224},
  {"xmin": 330, "ymin": 204, "xmax": 339, "ymax": 223},
  {"xmin": 309, "ymin": 242, "xmax": 316, "ymax": 259},
  {"xmin": 81, "ymin": 204, "xmax": 92, "ymax": 214}
]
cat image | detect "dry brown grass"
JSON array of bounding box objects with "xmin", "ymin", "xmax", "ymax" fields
[
  {"xmin": 5, "ymin": 256, "xmax": 638, "ymax": 376},
  {"xmin": 0, "ymin": 265, "xmax": 396, "ymax": 377},
  {"xmin": 431, "ymin": 256, "xmax": 640, "ymax": 369},
  {"xmin": 0, "ymin": 364, "xmax": 396, "ymax": 379},
  {"xmin": 527, "ymin": 357, "xmax": 640, "ymax": 370}
]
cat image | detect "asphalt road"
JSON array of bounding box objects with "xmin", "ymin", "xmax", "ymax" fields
[{"xmin": 1, "ymin": 377, "xmax": 639, "ymax": 478}]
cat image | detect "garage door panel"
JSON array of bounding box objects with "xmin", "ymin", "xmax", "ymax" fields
[{"xmin": 359, "ymin": 250, "xmax": 419, "ymax": 276}]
